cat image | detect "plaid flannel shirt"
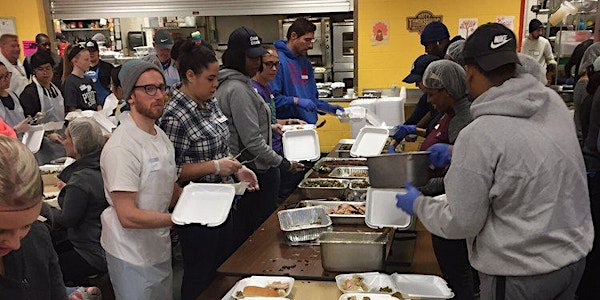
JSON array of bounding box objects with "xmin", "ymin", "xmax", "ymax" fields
[{"xmin": 159, "ymin": 88, "xmax": 231, "ymax": 183}]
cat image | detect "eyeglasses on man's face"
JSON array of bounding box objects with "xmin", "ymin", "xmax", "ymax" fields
[
  {"xmin": 263, "ymin": 61, "xmax": 280, "ymax": 69},
  {"xmin": 0, "ymin": 72, "xmax": 12, "ymax": 80},
  {"xmin": 133, "ymin": 84, "xmax": 167, "ymax": 96}
]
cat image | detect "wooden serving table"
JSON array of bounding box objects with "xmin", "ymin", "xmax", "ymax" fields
[{"xmin": 199, "ymin": 153, "xmax": 441, "ymax": 299}]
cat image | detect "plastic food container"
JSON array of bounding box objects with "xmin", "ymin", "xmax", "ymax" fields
[
  {"xmin": 391, "ymin": 273, "xmax": 454, "ymax": 299},
  {"xmin": 300, "ymin": 200, "xmax": 366, "ymax": 224},
  {"xmin": 231, "ymin": 276, "xmax": 295, "ymax": 299},
  {"xmin": 22, "ymin": 125, "xmax": 45, "ymax": 153},
  {"xmin": 338, "ymin": 293, "xmax": 400, "ymax": 300},
  {"xmin": 351, "ymin": 127, "xmax": 390, "ymax": 157},
  {"xmin": 366, "ymin": 152, "xmax": 430, "ymax": 188},
  {"xmin": 298, "ymin": 178, "xmax": 350, "ymax": 199},
  {"xmin": 277, "ymin": 206, "xmax": 333, "ymax": 242},
  {"xmin": 365, "ymin": 188, "xmax": 414, "ymax": 231},
  {"xmin": 282, "ymin": 129, "xmax": 320, "ymax": 162},
  {"xmin": 335, "ymin": 272, "xmax": 397, "ymax": 294},
  {"xmin": 320, "ymin": 233, "xmax": 389, "ymax": 272},
  {"xmin": 171, "ymin": 183, "xmax": 235, "ymax": 226}
]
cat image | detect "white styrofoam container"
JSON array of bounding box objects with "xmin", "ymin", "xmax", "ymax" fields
[
  {"xmin": 365, "ymin": 188, "xmax": 413, "ymax": 230},
  {"xmin": 171, "ymin": 183, "xmax": 235, "ymax": 226},
  {"xmin": 231, "ymin": 276, "xmax": 294, "ymax": 299},
  {"xmin": 350, "ymin": 127, "xmax": 389, "ymax": 157},
  {"xmin": 338, "ymin": 293, "xmax": 400, "ymax": 300},
  {"xmin": 282, "ymin": 129, "xmax": 320, "ymax": 162},
  {"xmin": 335, "ymin": 272, "xmax": 397, "ymax": 294},
  {"xmin": 391, "ymin": 274, "xmax": 454, "ymax": 299},
  {"xmin": 281, "ymin": 124, "xmax": 316, "ymax": 131},
  {"xmin": 22, "ymin": 125, "xmax": 45, "ymax": 153},
  {"xmin": 337, "ymin": 106, "xmax": 367, "ymax": 122}
]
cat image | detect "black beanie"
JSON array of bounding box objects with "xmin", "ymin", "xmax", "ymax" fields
[{"xmin": 529, "ymin": 19, "xmax": 544, "ymax": 33}]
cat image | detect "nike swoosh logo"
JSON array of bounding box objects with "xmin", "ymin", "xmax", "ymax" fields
[
  {"xmin": 160, "ymin": 38, "xmax": 169, "ymax": 43},
  {"xmin": 490, "ymin": 38, "xmax": 511, "ymax": 49}
]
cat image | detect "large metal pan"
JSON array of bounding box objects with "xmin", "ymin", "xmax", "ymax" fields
[{"xmin": 366, "ymin": 152, "xmax": 430, "ymax": 188}]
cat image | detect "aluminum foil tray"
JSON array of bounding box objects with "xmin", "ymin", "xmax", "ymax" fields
[
  {"xmin": 278, "ymin": 206, "xmax": 333, "ymax": 242},
  {"xmin": 314, "ymin": 157, "xmax": 368, "ymax": 169},
  {"xmin": 298, "ymin": 178, "xmax": 350, "ymax": 199},
  {"xmin": 328, "ymin": 166, "xmax": 369, "ymax": 179}
]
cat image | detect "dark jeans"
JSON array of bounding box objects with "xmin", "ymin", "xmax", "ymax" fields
[
  {"xmin": 278, "ymin": 161, "xmax": 313, "ymax": 202},
  {"xmin": 237, "ymin": 167, "xmax": 280, "ymax": 242},
  {"xmin": 431, "ymin": 235, "xmax": 479, "ymax": 300},
  {"xmin": 55, "ymin": 240, "xmax": 102, "ymax": 286},
  {"xmin": 577, "ymin": 172, "xmax": 600, "ymax": 299},
  {"xmin": 176, "ymin": 212, "xmax": 236, "ymax": 300}
]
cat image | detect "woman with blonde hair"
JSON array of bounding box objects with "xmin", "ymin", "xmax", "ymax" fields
[
  {"xmin": 0, "ymin": 135, "xmax": 66, "ymax": 299},
  {"xmin": 62, "ymin": 43, "xmax": 98, "ymax": 112}
]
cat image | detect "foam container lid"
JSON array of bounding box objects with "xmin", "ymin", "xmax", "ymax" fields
[
  {"xmin": 22, "ymin": 125, "xmax": 45, "ymax": 153},
  {"xmin": 231, "ymin": 276, "xmax": 295, "ymax": 299},
  {"xmin": 391, "ymin": 273, "xmax": 454, "ymax": 299},
  {"xmin": 365, "ymin": 188, "xmax": 412, "ymax": 230},
  {"xmin": 350, "ymin": 127, "xmax": 389, "ymax": 157},
  {"xmin": 171, "ymin": 183, "xmax": 235, "ymax": 226},
  {"xmin": 282, "ymin": 129, "xmax": 320, "ymax": 162}
]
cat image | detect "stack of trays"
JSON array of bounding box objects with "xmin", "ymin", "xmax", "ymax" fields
[{"xmin": 277, "ymin": 206, "xmax": 333, "ymax": 242}]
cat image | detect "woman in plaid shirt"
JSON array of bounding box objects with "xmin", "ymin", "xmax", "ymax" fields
[{"xmin": 159, "ymin": 40, "xmax": 258, "ymax": 300}]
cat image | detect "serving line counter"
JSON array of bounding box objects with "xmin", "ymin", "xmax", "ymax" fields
[{"xmin": 198, "ymin": 150, "xmax": 441, "ymax": 299}]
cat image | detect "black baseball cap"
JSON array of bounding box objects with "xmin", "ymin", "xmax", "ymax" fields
[
  {"xmin": 529, "ymin": 19, "xmax": 544, "ymax": 33},
  {"xmin": 86, "ymin": 40, "xmax": 99, "ymax": 52},
  {"xmin": 227, "ymin": 26, "xmax": 267, "ymax": 58},
  {"xmin": 420, "ymin": 22, "xmax": 450, "ymax": 46},
  {"xmin": 463, "ymin": 23, "xmax": 521, "ymax": 72},
  {"xmin": 403, "ymin": 54, "xmax": 440, "ymax": 83}
]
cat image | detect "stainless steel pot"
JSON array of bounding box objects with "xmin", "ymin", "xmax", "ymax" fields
[{"xmin": 367, "ymin": 152, "xmax": 430, "ymax": 188}]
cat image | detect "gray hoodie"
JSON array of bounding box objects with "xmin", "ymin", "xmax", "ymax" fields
[
  {"xmin": 415, "ymin": 73, "xmax": 594, "ymax": 276},
  {"xmin": 216, "ymin": 68, "xmax": 283, "ymax": 171}
]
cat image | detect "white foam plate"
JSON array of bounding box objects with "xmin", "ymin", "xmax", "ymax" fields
[
  {"xmin": 42, "ymin": 121, "xmax": 65, "ymax": 131},
  {"xmin": 391, "ymin": 274, "xmax": 454, "ymax": 299},
  {"xmin": 282, "ymin": 129, "xmax": 320, "ymax": 162},
  {"xmin": 171, "ymin": 183, "xmax": 235, "ymax": 226},
  {"xmin": 335, "ymin": 272, "xmax": 397, "ymax": 294},
  {"xmin": 22, "ymin": 125, "xmax": 45, "ymax": 153},
  {"xmin": 281, "ymin": 124, "xmax": 315, "ymax": 131},
  {"xmin": 365, "ymin": 188, "xmax": 412, "ymax": 230},
  {"xmin": 231, "ymin": 276, "xmax": 294, "ymax": 299},
  {"xmin": 338, "ymin": 293, "xmax": 400, "ymax": 300},
  {"xmin": 350, "ymin": 127, "xmax": 389, "ymax": 157}
]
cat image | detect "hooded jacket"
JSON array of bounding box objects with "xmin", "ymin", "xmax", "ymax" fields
[
  {"xmin": 415, "ymin": 73, "xmax": 594, "ymax": 276},
  {"xmin": 216, "ymin": 68, "xmax": 283, "ymax": 172},
  {"xmin": 269, "ymin": 40, "xmax": 335, "ymax": 124}
]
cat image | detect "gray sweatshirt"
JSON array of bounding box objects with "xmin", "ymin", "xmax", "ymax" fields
[
  {"xmin": 216, "ymin": 68, "xmax": 283, "ymax": 172},
  {"xmin": 415, "ymin": 73, "xmax": 594, "ymax": 276}
]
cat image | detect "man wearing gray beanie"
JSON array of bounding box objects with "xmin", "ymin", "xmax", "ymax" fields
[{"xmin": 99, "ymin": 59, "xmax": 181, "ymax": 299}]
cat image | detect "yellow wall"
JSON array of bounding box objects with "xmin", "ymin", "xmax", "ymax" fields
[
  {"xmin": 357, "ymin": 0, "xmax": 523, "ymax": 92},
  {"xmin": 0, "ymin": 0, "xmax": 48, "ymax": 58}
]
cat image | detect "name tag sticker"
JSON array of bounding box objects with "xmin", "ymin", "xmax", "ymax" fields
[{"xmin": 149, "ymin": 157, "xmax": 161, "ymax": 172}]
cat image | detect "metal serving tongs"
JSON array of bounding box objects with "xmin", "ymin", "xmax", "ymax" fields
[
  {"xmin": 231, "ymin": 147, "xmax": 260, "ymax": 165},
  {"xmin": 31, "ymin": 107, "xmax": 55, "ymax": 124}
]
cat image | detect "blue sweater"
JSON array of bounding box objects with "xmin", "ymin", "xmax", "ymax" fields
[{"xmin": 269, "ymin": 40, "xmax": 334, "ymax": 124}]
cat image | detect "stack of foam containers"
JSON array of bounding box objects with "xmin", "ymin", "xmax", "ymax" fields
[{"xmin": 349, "ymin": 87, "xmax": 406, "ymax": 138}]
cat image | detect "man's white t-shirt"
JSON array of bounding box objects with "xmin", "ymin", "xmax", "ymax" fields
[
  {"xmin": 521, "ymin": 36, "xmax": 557, "ymax": 69},
  {"xmin": 100, "ymin": 113, "xmax": 177, "ymax": 266}
]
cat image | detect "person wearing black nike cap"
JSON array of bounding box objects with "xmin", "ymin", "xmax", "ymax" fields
[{"xmin": 395, "ymin": 23, "xmax": 593, "ymax": 299}]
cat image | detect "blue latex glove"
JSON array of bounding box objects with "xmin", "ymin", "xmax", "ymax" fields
[
  {"xmin": 388, "ymin": 145, "xmax": 396, "ymax": 153},
  {"xmin": 395, "ymin": 182, "xmax": 421, "ymax": 215},
  {"xmin": 392, "ymin": 125, "xmax": 416, "ymax": 142},
  {"xmin": 329, "ymin": 104, "xmax": 344, "ymax": 114},
  {"xmin": 427, "ymin": 143, "xmax": 452, "ymax": 168},
  {"xmin": 566, "ymin": 77, "xmax": 575, "ymax": 85},
  {"xmin": 297, "ymin": 98, "xmax": 317, "ymax": 111}
]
